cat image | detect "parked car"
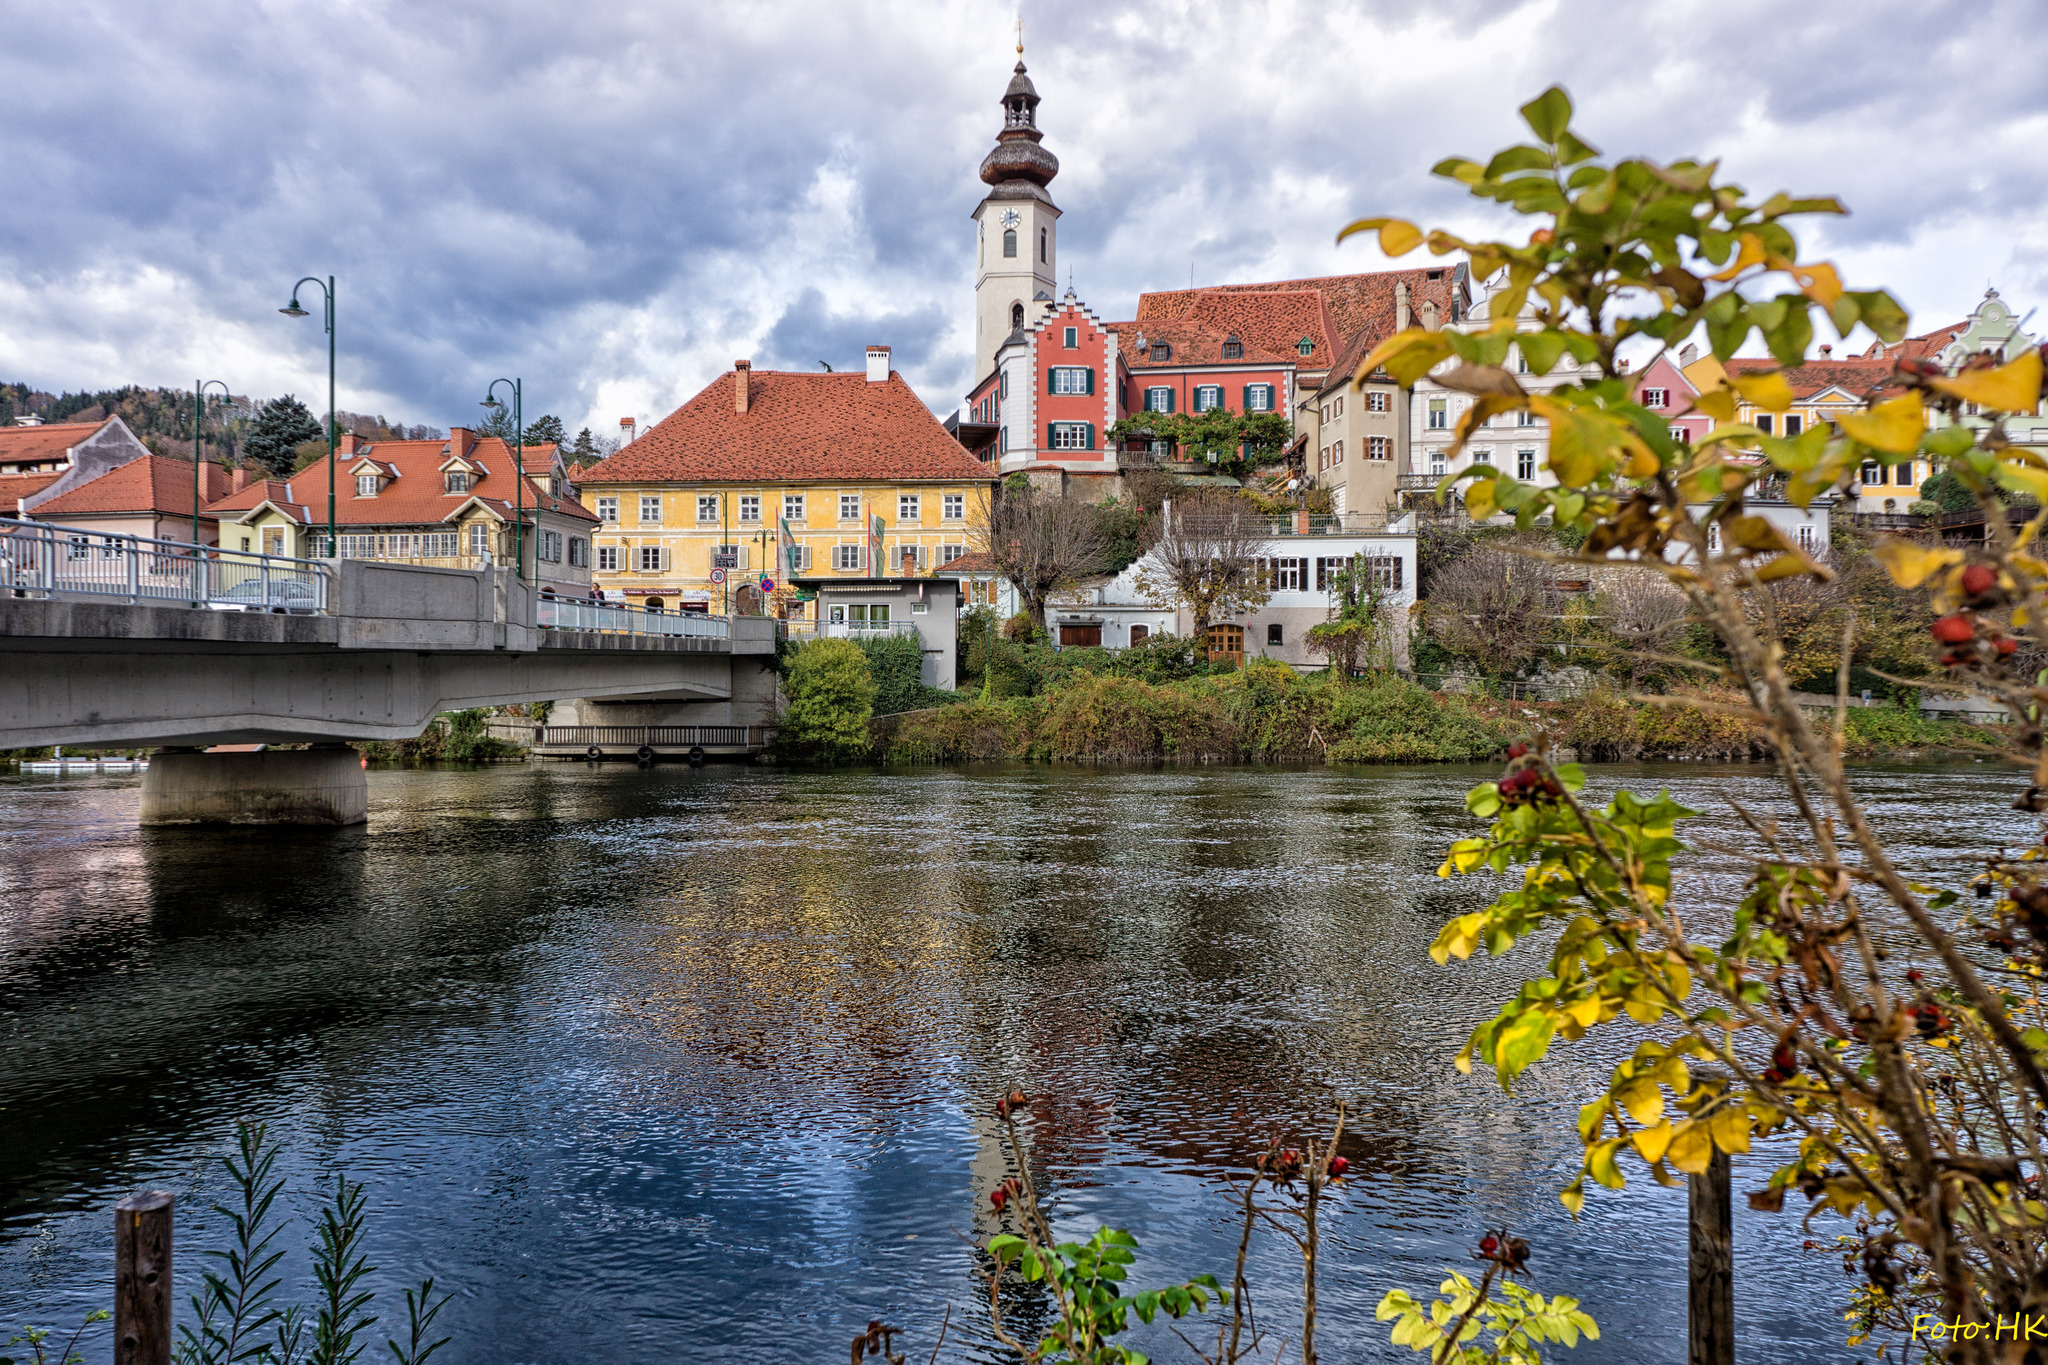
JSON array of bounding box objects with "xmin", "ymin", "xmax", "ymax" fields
[{"xmin": 209, "ymin": 577, "xmax": 322, "ymax": 613}]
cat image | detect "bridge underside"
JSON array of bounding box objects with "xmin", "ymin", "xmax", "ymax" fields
[{"xmin": 0, "ymin": 597, "xmax": 747, "ymax": 748}]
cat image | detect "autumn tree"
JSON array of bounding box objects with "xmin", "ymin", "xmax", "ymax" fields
[
  {"xmin": 1345, "ymin": 84, "xmax": 2048, "ymax": 1363},
  {"xmin": 974, "ymin": 481, "xmax": 1114, "ymax": 632},
  {"xmin": 1420, "ymin": 540, "xmax": 1552, "ymax": 677},
  {"xmin": 1305, "ymin": 557, "xmax": 1397, "ymax": 680},
  {"xmin": 1108, "ymin": 407, "xmax": 1294, "ymax": 475},
  {"xmin": 1133, "ymin": 489, "xmax": 1271, "ymax": 639}
]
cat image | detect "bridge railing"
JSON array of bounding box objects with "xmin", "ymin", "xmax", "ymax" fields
[
  {"xmin": 536, "ymin": 596, "xmax": 730, "ymax": 640},
  {"xmin": 535, "ymin": 724, "xmax": 770, "ymax": 749},
  {"xmin": 0, "ymin": 517, "xmax": 330, "ymax": 612}
]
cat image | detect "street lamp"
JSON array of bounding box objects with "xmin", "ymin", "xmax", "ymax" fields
[
  {"xmin": 279, "ymin": 276, "xmax": 336, "ymax": 557},
  {"xmin": 192, "ymin": 380, "xmax": 232, "ymax": 547},
  {"xmin": 481, "ymin": 379, "xmax": 525, "ymax": 580}
]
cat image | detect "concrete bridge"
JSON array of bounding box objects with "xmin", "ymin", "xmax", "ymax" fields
[{"xmin": 1, "ymin": 518, "xmax": 777, "ymax": 824}]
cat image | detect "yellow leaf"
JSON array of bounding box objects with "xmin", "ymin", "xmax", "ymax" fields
[
  {"xmin": 1354, "ymin": 329, "xmax": 1454, "ymax": 388},
  {"xmin": 1565, "ymin": 996, "xmax": 1604, "ymax": 1028},
  {"xmin": 1378, "ymin": 220, "xmax": 1425, "ymax": 256},
  {"xmin": 1625, "ymin": 445, "xmax": 1662, "ymax": 478},
  {"xmin": 1725, "ymin": 515, "xmax": 1788, "ymax": 553},
  {"xmin": 1792, "ymin": 261, "xmax": 1843, "ymax": 308},
  {"xmin": 1617, "ymin": 1079, "xmax": 1664, "ymax": 1127},
  {"xmin": 1869, "ymin": 536, "xmax": 1964, "ymax": 589},
  {"xmin": 1708, "ymin": 1104, "xmax": 1753, "ymax": 1155},
  {"xmin": 1727, "ymin": 370, "xmax": 1796, "ymax": 413},
  {"xmin": 1689, "ymin": 388, "xmax": 1737, "ymax": 422},
  {"xmin": 1708, "ymin": 232, "xmax": 1766, "ymax": 282},
  {"xmin": 1559, "ymin": 1183, "xmax": 1585, "ymax": 1216},
  {"xmin": 1995, "ymin": 461, "xmax": 2048, "ymax": 505},
  {"xmin": 1930, "ymin": 350, "xmax": 2043, "ymax": 414},
  {"xmin": 1631, "ymin": 1121, "xmax": 1674, "ymax": 1164},
  {"xmin": 1464, "ymin": 476, "xmax": 1498, "ymax": 521},
  {"xmin": 1836, "ymin": 393, "xmax": 1925, "ymax": 453},
  {"xmin": 1754, "ymin": 551, "xmax": 1821, "ymax": 583},
  {"xmin": 1666, "ymin": 1119, "xmax": 1714, "ymax": 1175},
  {"xmin": 1587, "ymin": 1138, "xmax": 1627, "ymax": 1189}
]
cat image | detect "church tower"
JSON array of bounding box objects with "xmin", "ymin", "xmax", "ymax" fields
[{"xmin": 971, "ymin": 49, "xmax": 1060, "ymax": 380}]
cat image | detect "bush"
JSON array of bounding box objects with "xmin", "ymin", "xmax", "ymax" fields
[
  {"xmin": 778, "ymin": 638, "xmax": 876, "ymax": 762},
  {"xmin": 1324, "ymin": 672, "xmax": 1513, "ymax": 762},
  {"xmin": 857, "ymin": 632, "xmax": 956, "ymax": 715}
]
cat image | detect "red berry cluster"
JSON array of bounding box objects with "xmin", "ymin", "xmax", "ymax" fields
[
  {"xmin": 1760, "ymin": 1036, "xmax": 1802, "ymax": 1085},
  {"xmin": 1903, "ymin": 1000, "xmax": 1953, "ymax": 1040},
  {"xmin": 1256, "ymin": 1147, "xmax": 1306, "ymax": 1184},
  {"xmin": 1931, "ymin": 565, "xmax": 2019, "ymax": 668},
  {"xmin": 1474, "ymin": 1230, "xmax": 1531, "ymax": 1273},
  {"xmin": 990, "ymin": 1175, "xmax": 1023, "ymax": 1211},
  {"xmin": 1497, "ymin": 744, "xmax": 1564, "ymax": 806},
  {"xmin": 993, "ymin": 1088, "xmax": 1028, "ymax": 1119},
  {"xmin": 1327, "ymin": 1155, "xmax": 1350, "ymax": 1179}
]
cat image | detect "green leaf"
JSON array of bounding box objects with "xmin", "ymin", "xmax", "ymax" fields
[
  {"xmin": 1554, "ymin": 762, "xmax": 1586, "ymax": 792},
  {"xmin": 1520, "ymin": 86, "xmax": 1574, "ymax": 143},
  {"xmin": 1485, "ymin": 145, "xmax": 1553, "ymax": 178},
  {"xmin": 1922, "ymin": 425, "xmax": 1977, "ymax": 458},
  {"xmin": 1555, "ymin": 130, "xmax": 1601, "ymax": 164}
]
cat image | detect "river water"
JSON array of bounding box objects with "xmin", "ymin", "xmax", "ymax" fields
[{"xmin": 0, "ymin": 760, "xmax": 2018, "ymax": 1362}]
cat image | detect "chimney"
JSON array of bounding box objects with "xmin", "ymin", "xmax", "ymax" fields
[
  {"xmin": 1395, "ymin": 281, "xmax": 1412, "ymax": 331},
  {"xmin": 866, "ymin": 345, "xmax": 891, "ymax": 383},
  {"xmin": 735, "ymin": 359, "xmax": 752, "ymax": 414},
  {"xmin": 338, "ymin": 431, "xmax": 361, "ymax": 456},
  {"xmin": 1418, "ymin": 298, "xmax": 1439, "ymax": 331},
  {"xmin": 619, "ymin": 417, "xmax": 636, "ymax": 445},
  {"xmin": 1679, "ymin": 342, "xmax": 1697, "ymax": 366},
  {"xmin": 231, "ymin": 466, "xmax": 252, "ymax": 492},
  {"xmin": 449, "ymin": 427, "xmax": 475, "ymax": 460},
  {"xmin": 1617, "ymin": 358, "xmax": 1631, "ymax": 374},
  {"xmin": 1819, "ymin": 344, "xmax": 1833, "ymax": 359}
]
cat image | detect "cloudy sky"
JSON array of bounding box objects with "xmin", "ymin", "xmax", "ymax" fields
[{"xmin": 2, "ymin": 0, "xmax": 2044, "ymax": 437}]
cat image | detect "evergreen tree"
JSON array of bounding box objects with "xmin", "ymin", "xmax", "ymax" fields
[
  {"xmin": 567, "ymin": 428, "xmax": 599, "ymax": 464},
  {"xmin": 522, "ymin": 414, "xmax": 565, "ymax": 448},
  {"xmin": 245, "ymin": 395, "xmax": 322, "ymax": 477},
  {"xmin": 475, "ymin": 404, "xmax": 518, "ymax": 442}
]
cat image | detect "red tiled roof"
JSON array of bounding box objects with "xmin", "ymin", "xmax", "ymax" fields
[
  {"xmin": 1138, "ymin": 267, "xmax": 1464, "ymax": 363},
  {"xmin": 1111, "ymin": 317, "xmax": 1297, "ymax": 370},
  {"xmin": 578, "ymin": 369, "xmax": 994, "ymax": 485},
  {"xmin": 29, "ymin": 456, "xmax": 236, "ymax": 518},
  {"xmin": 0, "ymin": 420, "xmax": 110, "ymax": 466},
  {"xmin": 0, "ymin": 472, "xmax": 60, "ymax": 515},
  {"xmin": 203, "ymin": 437, "xmax": 594, "ymax": 526},
  {"xmin": 1725, "ymin": 357, "xmax": 1903, "ymax": 402},
  {"xmin": 934, "ymin": 549, "xmax": 998, "ymax": 574},
  {"xmin": 1861, "ymin": 321, "xmax": 1966, "ymax": 362}
]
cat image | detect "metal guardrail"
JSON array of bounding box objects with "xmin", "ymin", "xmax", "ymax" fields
[
  {"xmin": 536, "ymin": 597, "xmax": 729, "ymax": 639},
  {"xmin": 0, "ymin": 516, "xmax": 330, "ymax": 612},
  {"xmin": 536, "ymin": 724, "xmax": 770, "ymax": 749}
]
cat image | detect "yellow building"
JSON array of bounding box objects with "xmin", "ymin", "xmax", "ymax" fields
[
  {"xmin": 1681, "ymin": 348, "xmax": 1928, "ymax": 511},
  {"xmin": 579, "ymin": 353, "xmax": 995, "ymax": 615}
]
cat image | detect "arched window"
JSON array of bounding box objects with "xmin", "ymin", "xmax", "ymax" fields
[
  {"xmin": 1003, "ymin": 229, "xmax": 1017, "ymax": 258},
  {"xmin": 1040, "ymin": 228, "xmax": 1048, "ymax": 263},
  {"xmin": 1011, "ymin": 302, "xmax": 1025, "ymax": 331}
]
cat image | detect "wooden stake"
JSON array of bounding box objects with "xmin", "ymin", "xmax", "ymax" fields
[
  {"xmin": 1688, "ymin": 1148, "xmax": 1734, "ymax": 1365},
  {"xmin": 114, "ymin": 1191, "xmax": 173, "ymax": 1365}
]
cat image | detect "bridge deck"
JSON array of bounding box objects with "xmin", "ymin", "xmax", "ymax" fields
[{"xmin": 532, "ymin": 724, "xmax": 775, "ymax": 759}]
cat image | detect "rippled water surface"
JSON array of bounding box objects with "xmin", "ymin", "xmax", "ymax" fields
[{"xmin": 0, "ymin": 759, "xmax": 2020, "ymax": 1362}]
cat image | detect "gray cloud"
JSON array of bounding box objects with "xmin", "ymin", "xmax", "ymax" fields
[{"xmin": 2, "ymin": 0, "xmax": 2044, "ymax": 435}]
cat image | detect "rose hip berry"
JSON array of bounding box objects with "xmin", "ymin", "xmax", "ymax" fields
[
  {"xmin": 1930, "ymin": 615, "xmax": 1975, "ymax": 645},
  {"xmin": 1962, "ymin": 564, "xmax": 1998, "ymax": 598}
]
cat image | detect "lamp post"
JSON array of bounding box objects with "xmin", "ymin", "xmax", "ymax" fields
[
  {"xmin": 192, "ymin": 380, "xmax": 231, "ymax": 547},
  {"xmin": 278, "ymin": 277, "xmax": 336, "ymax": 557},
  {"xmin": 481, "ymin": 379, "xmax": 524, "ymax": 580}
]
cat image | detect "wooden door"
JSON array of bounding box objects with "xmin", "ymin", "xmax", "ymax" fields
[
  {"xmin": 1206, "ymin": 623, "xmax": 1244, "ymax": 667},
  {"xmin": 1060, "ymin": 623, "xmax": 1102, "ymax": 647}
]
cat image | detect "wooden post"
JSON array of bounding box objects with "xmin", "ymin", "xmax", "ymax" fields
[
  {"xmin": 1688, "ymin": 1148, "xmax": 1734, "ymax": 1365},
  {"xmin": 114, "ymin": 1191, "xmax": 173, "ymax": 1365}
]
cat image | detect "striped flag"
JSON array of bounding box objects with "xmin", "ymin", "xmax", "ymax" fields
[
  {"xmin": 778, "ymin": 514, "xmax": 796, "ymax": 574},
  {"xmin": 868, "ymin": 512, "xmax": 884, "ymax": 574}
]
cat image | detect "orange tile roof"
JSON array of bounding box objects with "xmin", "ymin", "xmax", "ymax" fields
[
  {"xmin": 29, "ymin": 456, "xmax": 236, "ymax": 518},
  {"xmin": 0, "ymin": 471, "xmax": 60, "ymax": 515},
  {"xmin": 1112, "ymin": 317, "xmax": 1297, "ymax": 370},
  {"xmin": 203, "ymin": 437, "xmax": 594, "ymax": 526},
  {"xmin": 579, "ymin": 369, "xmax": 994, "ymax": 485},
  {"xmin": 1725, "ymin": 357, "xmax": 1903, "ymax": 402},
  {"xmin": 0, "ymin": 420, "xmax": 111, "ymax": 467},
  {"xmin": 934, "ymin": 549, "xmax": 998, "ymax": 574}
]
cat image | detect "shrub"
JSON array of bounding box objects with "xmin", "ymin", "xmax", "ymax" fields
[
  {"xmin": 778, "ymin": 638, "xmax": 875, "ymax": 762},
  {"xmin": 1325, "ymin": 673, "xmax": 1513, "ymax": 762},
  {"xmin": 857, "ymin": 632, "xmax": 955, "ymax": 715}
]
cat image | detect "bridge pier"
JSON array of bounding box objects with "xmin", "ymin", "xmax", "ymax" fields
[{"xmin": 139, "ymin": 745, "xmax": 368, "ymax": 826}]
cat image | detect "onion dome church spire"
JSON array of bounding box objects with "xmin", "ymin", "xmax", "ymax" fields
[
  {"xmin": 978, "ymin": 59, "xmax": 1060, "ymax": 192},
  {"xmin": 970, "ymin": 33, "xmax": 1061, "ymax": 378}
]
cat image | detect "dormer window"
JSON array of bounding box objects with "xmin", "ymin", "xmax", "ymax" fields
[
  {"xmin": 1296, "ymin": 336, "xmax": 1315, "ymax": 357},
  {"xmin": 354, "ymin": 474, "xmax": 378, "ymax": 498},
  {"xmin": 445, "ymin": 470, "xmax": 471, "ymax": 494},
  {"xmin": 1221, "ymin": 334, "xmax": 1242, "ymax": 360},
  {"xmin": 1151, "ymin": 343, "xmax": 1172, "ymax": 362}
]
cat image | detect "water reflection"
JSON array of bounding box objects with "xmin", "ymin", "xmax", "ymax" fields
[{"xmin": 0, "ymin": 760, "xmax": 2023, "ymax": 1363}]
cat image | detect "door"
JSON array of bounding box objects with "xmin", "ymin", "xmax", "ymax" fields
[
  {"xmin": 1206, "ymin": 623, "xmax": 1244, "ymax": 667},
  {"xmin": 1060, "ymin": 623, "xmax": 1101, "ymax": 647},
  {"xmin": 1129, "ymin": 625, "xmax": 1150, "ymax": 645}
]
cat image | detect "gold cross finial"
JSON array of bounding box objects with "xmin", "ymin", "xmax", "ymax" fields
[{"xmin": 1016, "ymin": 15, "xmax": 1024, "ymax": 56}]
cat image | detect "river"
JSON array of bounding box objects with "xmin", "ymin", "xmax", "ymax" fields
[{"xmin": 0, "ymin": 759, "xmax": 2019, "ymax": 1362}]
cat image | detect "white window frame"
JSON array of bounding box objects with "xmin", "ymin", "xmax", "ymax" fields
[
  {"xmin": 1368, "ymin": 436, "xmax": 1390, "ymax": 461},
  {"xmin": 355, "ymin": 474, "xmax": 377, "ymax": 497},
  {"xmin": 1050, "ymin": 367, "xmax": 1089, "ymax": 395},
  {"xmin": 638, "ymin": 495, "xmax": 661, "ymax": 525},
  {"xmin": 1246, "ymin": 384, "xmax": 1273, "ymax": 412},
  {"xmin": 1049, "ymin": 423, "xmax": 1090, "ymax": 450},
  {"xmin": 596, "ymin": 544, "xmax": 618, "ymax": 572},
  {"xmin": 1144, "ymin": 387, "xmax": 1172, "ymax": 413},
  {"xmin": 696, "ymin": 495, "xmax": 719, "ymax": 524},
  {"xmin": 596, "ymin": 496, "xmax": 618, "ymax": 523},
  {"xmin": 1516, "ymin": 448, "xmax": 1536, "ymax": 480},
  {"xmin": 898, "ymin": 494, "xmax": 921, "ymax": 522},
  {"xmin": 942, "ymin": 493, "xmax": 964, "ymax": 521},
  {"xmin": 1642, "ymin": 387, "xmax": 1668, "ymax": 409},
  {"xmin": 1193, "ymin": 385, "xmax": 1223, "ymax": 412},
  {"xmin": 783, "ymin": 494, "xmax": 805, "ymax": 523},
  {"xmin": 635, "ymin": 544, "xmax": 665, "ymax": 572},
  {"xmin": 833, "ymin": 542, "xmax": 862, "ymax": 571},
  {"xmin": 1427, "ymin": 399, "xmax": 1447, "ymax": 430},
  {"xmin": 1368, "ymin": 391, "xmax": 1388, "ymax": 413},
  {"xmin": 468, "ymin": 523, "xmax": 489, "ymax": 558},
  {"xmin": 738, "ymin": 494, "xmax": 761, "ymax": 523},
  {"xmin": 839, "ymin": 494, "xmax": 861, "ymax": 522}
]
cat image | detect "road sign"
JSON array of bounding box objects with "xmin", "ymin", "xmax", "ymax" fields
[
  {"xmin": 711, "ymin": 551, "xmax": 738, "ymax": 569},
  {"xmin": 709, "ymin": 567, "xmax": 726, "ymax": 585},
  {"xmin": 759, "ymin": 576, "xmax": 774, "ymax": 593}
]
